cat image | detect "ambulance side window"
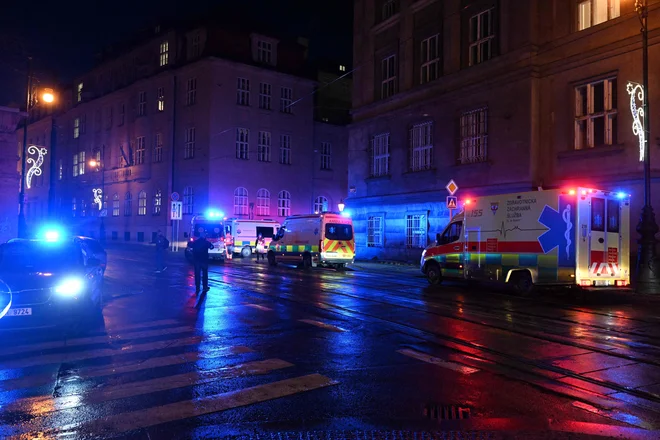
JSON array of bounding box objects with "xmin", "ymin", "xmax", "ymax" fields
[
  {"xmin": 607, "ymin": 200, "xmax": 620, "ymax": 233},
  {"xmin": 441, "ymin": 222, "xmax": 463, "ymax": 244},
  {"xmin": 591, "ymin": 198, "xmax": 605, "ymax": 232}
]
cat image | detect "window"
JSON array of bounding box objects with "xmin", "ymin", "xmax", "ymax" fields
[
  {"xmin": 103, "ymin": 194, "xmax": 108, "ymax": 210},
  {"xmin": 367, "ymin": 216, "xmax": 384, "ymax": 247},
  {"xmin": 185, "ymin": 127, "xmax": 196, "ymax": 159},
  {"xmin": 591, "ymin": 198, "xmax": 605, "ymax": 232},
  {"xmin": 159, "ymin": 41, "xmax": 169, "ymax": 66},
  {"xmin": 119, "ymin": 103, "xmax": 125, "ymax": 126},
  {"xmin": 280, "ymin": 135, "xmax": 291, "ymax": 164},
  {"xmin": 77, "ymin": 82, "xmax": 83, "ymax": 102},
  {"xmin": 138, "ymin": 191, "xmax": 147, "ymax": 216},
  {"xmin": 381, "ymin": 55, "xmax": 397, "ymax": 99},
  {"xmin": 153, "ymin": 189, "xmax": 162, "ymax": 215},
  {"xmin": 326, "ymin": 223, "xmax": 353, "ymax": 240},
  {"xmin": 138, "ymin": 91, "xmax": 146, "ymax": 116},
  {"xmin": 259, "ymin": 83, "xmax": 271, "ymax": 110},
  {"xmin": 112, "ymin": 193, "xmax": 119, "ymax": 216},
  {"xmin": 370, "ymin": 133, "xmax": 390, "ymax": 177},
  {"xmin": 72, "ymin": 198, "xmax": 77, "ymax": 217},
  {"xmin": 441, "ymin": 221, "xmax": 463, "ymax": 244},
  {"xmin": 58, "ymin": 159, "xmax": 63, "ymax": 180},
  {"xmin": 154, "ymin": 133, "xmax": 163, "ymax": 163},
  {"xmin": 236, "ymin": 128, "xmax": 249, "ymax": 160},
  {"xmin": 135, "ymin": 136, "xmax": 146, "ymax": 164},
  {"xmin": 74, "ymin": 151, "xmax": 86, "ymax": 176},
  {"xmin": 257, "ymin": 40, "xmax": 272, "ymax": 64},
  {"xmin": 607, "ymin": 199, "xmax": 620, "ymax": 233},
  {"xmin": 410, "ymin": 122, "xmax": 433, "ymax": 171},
  {"xmin": 578, "ymin": 0, "xmax": 620, "ymax": 31},
  {"xmin": 234, "ymin": 187, "xmax": 249, "ymax": 216},
  {"xmin": 237, "ymin": 78, "xmax": 250, "ymax": 106},
  {"xmin": 124, "ymin": 192, "xmax": 132, "ymax": 216},
  {"xmin": 80, "ymin": 114, "xmax": 86, "ymax": 134},
  {"xmin": 459, "ymin": 107, "xmax": 488, "ymax": 164},
  {"xmin": 190, "ymin": 33, "xmax": 201, "ymax": 57},
  {"xmin": 256, "ymin": 188, "xmax": 270, "ymax": 216},
  {"xmin": 277, "ymin": 190, "xmax": 291, "ymax": 217},
  {"xmin": 73, "ymin": 118, "xmax": 80, "ymax": 138},
  {"xmin": 314, "ymin": 196, "xmax": 328, "ymax": 213},
  {"xmin": 157, "ymin": 87, "xmax": 165, "ymax": 112},
  {"xmin": 81, "ymin": 199, "xmax": 86, "ymax": 217},
  {"xmin": 258, "ymin": 131, "xmax": 271, "ymax": 162},
  {"xmin": 382, "ymin": 0, "xmax": 397, "ymax": 20},
  {"xmin": 469, "ymin": 9, "xmax": 495, "ymax": 66},
  {"xmin": 421, "ymin": 34, "xmax": 440, "ymax": 84},
  {"xmin": 339, "ymin": 65, "xmax": 346, "ymax": 72},
  {"xmin": 183, "ymin": 186, "xmax": 194, "ymax": 214},
  {"xmin": 321, "ymin": 142, "xmax": 332, "ymax": 170},
  {"xmin": 406, "ymin": 214, "xmax": 427, "ymax": 248},
  {"xmin": 186, "ymin": 78, "xmax": 197, "ymax": 105},
  {"xmin": 280, "ymin": 87, "xmax": 293, "ymax": 113},
  {"xmin": 574, "ymin": 78, "xmax": 617, "ymax": 150}
]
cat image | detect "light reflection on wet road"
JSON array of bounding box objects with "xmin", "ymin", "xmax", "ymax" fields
[{"xmin": 1, "ymin": 245, "xmax": 660, "ymax": 439}]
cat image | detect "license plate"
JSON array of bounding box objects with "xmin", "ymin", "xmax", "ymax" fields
[
  {"xmin": 6, "ymin": 308, "xmax": 32, "ymax": 316},
  {"xmin": 594, "ymin": 280, "xmax": 609, "ymax": 287}
]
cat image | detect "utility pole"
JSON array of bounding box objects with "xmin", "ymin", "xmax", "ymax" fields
[{"xmin": 18, "ymin": 57, "xmax": 32, "ymax": 238}]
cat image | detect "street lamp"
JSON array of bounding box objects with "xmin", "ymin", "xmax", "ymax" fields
[
  {"xmin": 18, "ymin": 58, "xmax": 56, "ymax": 238},
  {"xmin": 338, "ymin": 199, "xmax": 345, "ymax": 212},
  {"xmin": 90, "ymin": 145, "xmax": 106, "ymax": 243},
  {"xmin": 633, "ymin": 0, "xmax": 660, "ymax": 294}
]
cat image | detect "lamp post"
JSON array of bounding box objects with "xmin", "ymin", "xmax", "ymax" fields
[
  {"xmin": 18, "ymin": 58, "xmax": 55, "ymax": 238},
  {"xmin": 338, "ymin": 199, "xmax": 345, "ymax": 212},
  {"xmin": 89, "ymin": 144, "xmax": 106, "ymax": 243},
  {"xmin": 634, "ymin": 0, "xmax": 660, "ymax": 294}
]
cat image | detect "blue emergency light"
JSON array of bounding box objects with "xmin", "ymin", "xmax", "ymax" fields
[
  {"xmin": 36, "ymin": 225, "xmax": 66, "ymax": 242},
  {"xmin": 206, "ymin": 210, "xmax": 224, "ymax": 218},
  {"xmin": 617, "ymin": 192, "xmax": 627, "ymax": 199}
]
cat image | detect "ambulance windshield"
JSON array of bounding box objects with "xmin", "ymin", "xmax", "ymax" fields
[
  {"xmin": 194, "ymin": 223, "xmax": 223, "ymax": 239},
  {"xmin": 325, "ymin": 223, "xmax": 353, "ymax": 241}
]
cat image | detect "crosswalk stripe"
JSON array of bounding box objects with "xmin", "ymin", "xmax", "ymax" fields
[
  {"xmin": 299, "ymin": 319, "xmax": 345, "ymax": 332},
  {"xmin": 0, "ymin": 345, "xmax": 253, "ymax": 392},
  {"xmin": 397, "ymin": 348, "xmax": 480, "ymax": 375},
  {"xmin": 245, "ymin": 304, "xmax": 273, "ymax": 311},
  {"xmin": 0, "ymin": 334, "xmax": 211, "ymax": 370},
  {"xmin": 0, "ymin": 325, "xmax": 194, "ymax": 358},
  {"xmin": 43, "ymin": 373, "xmax": 338, "ymax": 437},
  {"xmin": 6, "ymin": 358, "xmax": 293, "ymax": 416},
  {"xmin": 105, "ymin": 318, "xmax": 182, "ymax": 332}
]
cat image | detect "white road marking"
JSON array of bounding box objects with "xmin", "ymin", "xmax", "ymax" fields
[
  {"xmin": 48, "ymin": 374, "xmax": 338, "ymax": 436},
  {"xmin": 299, "ymin": 319, "xmax": 345, "ymax": 332},
  {"xmin": 397, "ymin": 348, "xmax": 480, "ymax": 375},
  {"xmin": 6, "ymin": 358, "xmax": 293, "ymax": 416},
  {"xmin": 245, "ymin": 304, "xmax": 273, "ymax": 311},
  {"xmin": 0, "ymin": 324, "xmax": 193, "ymax": 357}
]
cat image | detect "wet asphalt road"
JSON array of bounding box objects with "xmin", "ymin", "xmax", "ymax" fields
[{"xmin": 2, "ymin": 245, "xmax": 660, "ymax": 439}]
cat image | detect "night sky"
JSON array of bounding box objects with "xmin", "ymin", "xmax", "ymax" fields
[{"xmin": 0, "ymin": 0, "xmax": 353, "ymax": 107}]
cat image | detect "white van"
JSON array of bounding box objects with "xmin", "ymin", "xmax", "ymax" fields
[{"xmin": 225, "ymin": 218, "xmax": 281, "ymax": 258}]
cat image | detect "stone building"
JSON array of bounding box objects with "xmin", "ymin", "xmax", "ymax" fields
[
  {"xmin": 20, "ymin": 21, "xmax": 349, "ymax": 244},
  {"xmin": 348, "ymin": 0, "xmax": 660, "ymax": 267}
]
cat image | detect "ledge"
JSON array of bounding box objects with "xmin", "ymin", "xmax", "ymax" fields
[
  {"xmin": 402, "ymin": 168, "xmax": 437, "ymax": 177},
  {"xmin": 557, "ymin": 144, "xmax": 626, "ymax": 160},
  {"xmin": 451, "ymin": 159, "xmax": 492, "ymax": 168},
  {"xmin": 370, "ymin": 13, "xmax": 401, "ymax": 34},
  {"xmin": 365, "ymin": 174, "xmax": 392, "ymax": 182}
]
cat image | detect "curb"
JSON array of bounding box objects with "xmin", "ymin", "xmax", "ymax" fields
[{"xmin": 356, "ymin": 259, "xmax": 417, "ymax": 267}]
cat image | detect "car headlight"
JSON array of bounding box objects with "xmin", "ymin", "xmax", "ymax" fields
[{"xmin": 54, "ymin": 278, "xmax": 85, "ymax": 297}]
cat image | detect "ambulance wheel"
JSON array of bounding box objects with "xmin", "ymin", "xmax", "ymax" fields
[
  {"xmin": 425, "ymin": 262, "xmax": 443, "ymax": 285},
  {"xmin": 302, "ymin": 253, "xmax": 313, "ymax": 270},
  {"xmin": 267, "ymin": 252, "xmax": 277, "ymax": 266},
  {"xmin": 511, "ymin": 271, "xmax": 534, "ymax": 296},
  {"xmin": 241, "ymin": 247, "xmax": 252, "ymax": 258}
]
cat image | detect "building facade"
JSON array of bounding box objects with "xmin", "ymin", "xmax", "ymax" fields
[
  {"xmin": 20, "ymin": 23, "xmax": 349, "ymax": 244},
  {"xmin": 348, "ymin": 0, "xmax": 660, "ymax": 270}
]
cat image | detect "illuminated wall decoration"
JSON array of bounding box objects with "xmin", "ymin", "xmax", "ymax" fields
[
  {"xmin": 25, "ymin": 145, "xmax": 47, "ymax": 189},
  {"xmin": 627, "ymin": 82, "xmax": 645, "ymax": 162},
  {"xmin": 93, "ymin": 188, "xmax": 103, "ymax": 210}
]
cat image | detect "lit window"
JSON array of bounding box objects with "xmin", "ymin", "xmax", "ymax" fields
[
  {"xmin": 280, "ymin": 87, "xmax": 293, "ymax": 113},
  {"xmin": 370, "ymin": 133, "xmax": 390, "ymax": 177},
  {"xmin": 367, "ymin": 216, "xmax": 383, "ymax": 247},
  {"xmin": 575, "ymin": 78, "xmax": 617, "ymax": 150},
  {"xmin": 236, "ymin": 128, "xmax": 249, "ymax": 160},
  {"xmin": 234, "ymin": 187, "xmax": 249, "ymax": 216},
  {"xmin": 459, "ymin": 107, "xmax": 488, "ymax": 164},
  {"xmin": 279, "ymin": 135, "xmax": 291, "ymax": 165},
  {"xmin": 153, "ymin": 189, "xmax": 162, "ymax": 215},
  {"xmin": 320, "ymin": 142, "xmax": 331, "ymax": 170},
  {"xmin": 159, "ymin": 41, "xmax": 169, "ymax": 66},
  {"xmin": 259, "ymin": 83, "xmax": 271, "ymax": 110},
  {"xmin": 186, "ymin": 78, "xmax": 197, "ymax": 106},
  {"xmin": 73, "ymin": 118, "xmax": 80, "ymax": 138},
  {"xmin": 420, "ymin": 34, "xmax": 440, "ymax": 84},
  {"xmin": 258, "ymin": 131, "xmax": 271, "ymax": 162},
  {"xmin": 184, "ymin": 127, "xmax": 195, "ymax": 159},
  {"xmin": 406, "ymin": 214, "xmax": 427, "ymax": 248},
  {"xmin": 313, "ymin": 196, "xmax": 328, "ymax": 213},
  {"xmin": 277, "ymin": 190, "xmax": 291, "ymax": 217},
  {"xmin": 381, "ymin": 55, "xmax": 397, "ymax": 99},
  {"xmin": 410, "ymin": 122, "xmax": 433, "ymax": 171},
  {"xmin": 77, "ymin": 82, "xmax": 83, "ymax": 102},
  {"xmin": 578, "ymin": 0, "xmax": 620, "ymax": 31},
  {"xmin": 112, "ymin": 193, "xmax": 119, "ymax": 217},
  {"xmin": 256, "ymin": 188, "xmax": 270, "ymax": 216},
  {"xmin": 135, "ymin": 136, "xmax": 146, "ymax": 164},
  {"xmin": 237, "ymin": 78, "xmax": 250, "ymax": 106},
  {"xmin": 183, "ymin": 186, "xmax": 194, "ymax": 214},
  {"xmin": 469, "ymin": 9, "xmax": 495, "ymax": 66},
  {"xmin": 157, "ymin": 87, "xmax": 165, "ymax": 111},
  {"xmin": 339, "ymin": 65, "xmax": 346, "ymax": 72},
  {"xmin": 138, "ymin": 191, "xmax": 147, "ymax": 216}
]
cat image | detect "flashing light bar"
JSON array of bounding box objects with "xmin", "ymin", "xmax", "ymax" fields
[{"xmin": 206, "ymin": 210, "xmax": 224, "ymax": 218}]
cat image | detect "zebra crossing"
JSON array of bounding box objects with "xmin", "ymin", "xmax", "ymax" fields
[{"xmin": 0, "ymin": 314, "xmax": 339, "ymax": 439}]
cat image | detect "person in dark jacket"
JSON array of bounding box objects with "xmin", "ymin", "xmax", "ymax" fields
[
  {"xmin": 155, "ymin": 230, "xmax": 169, "ymax": 273},
  {"xmin": 191, "ymin": 232, "xmax": 214, "ymax": 292}
]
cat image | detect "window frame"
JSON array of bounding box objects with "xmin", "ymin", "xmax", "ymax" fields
[
  {"xmin": 186, "ymin": 78, "xmax": 197, "ymax": 106},
  {"xmin": 237, "ymin": 78, "xmax": 250, "ymax": 106},
  {"xmin": 405, "ymin": 213, "xmax": 427, "ymax": 248},
  {"xmin": 459, "ymin": 107, "xmax": 488, "ymax": 164},
  {"xmin": 236, "ymin": 128, "xmax": 249, "ymax": 160},
  {"xmin": 320, "ymin": 142, "xmax": 332, "ymax": 170},
  {"xmin": 381, "ymin": 55, "xmax": 397, "ymax": 99},
  {"xmin": 420, "ymin": 34, "xmax": 440, "ymax": 84},
  {"xmin": 409, "ymin": 122, "xmax": 433, "ymax": 171},
  {"xmin": 280, "ymin": 87, "xmax": 293, "ymax": 114},
  {"xmin": 258, "ymin": 131, "xmax": 271, "ymax": 162},
  {"xmin": 277, "ymin": 190, "xmax": 291, "ymax": 217},
  {"xmin": 256, "ymin": 188, "xmax": 270, "ymax": 216},
  {"xmin": 468, "ymin": 8, "xmax": 495, "ymax": 66},
  {"xmin": 370, "ymin": 133, "xmax": 391, "ymax": 177},
  {"xmin": 138, "ymin": 190, "xmax": 147, "ymax": 216},
  {"xmin": 184, "ymin": 127, "xmax": 196, "ymax": 159},
  {"xmin": 574, "ymin": 77, "xmax": 618, "ymax": 150},
  {"xmin": 279, "ymin": 135, "xmax": 291, "ymax": 165},
  {"xmin": 234, "ymin": 187, "xmax": 249, "ymax": 216},
  {"xmin": 367, "ymin": 215, "xmax": 384, "ymax": 247},
  {"xmin": 259, "ymin": 83, "xmax": 272, "ymax": 110}
]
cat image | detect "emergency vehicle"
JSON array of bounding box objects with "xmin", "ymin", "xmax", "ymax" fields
[
  {"xmin": 420, "ymin": 188, "xmax": 631, "ymax": 294},
  {"xmin": 268, "ymin": 213, "xmax": 355, "ymax": 269},
  {"xmin": 224, "ymin": 218, "xmax": 280, "ymax": 258},
  {"xmin": 185, "ymin": 214, "xmax": 227, "ymax": 261}
]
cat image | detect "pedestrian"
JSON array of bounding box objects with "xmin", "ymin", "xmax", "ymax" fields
[
  {"xmin": 225, "ymin": 231, "xmax": 233, "ymax": 260},
  {"xmin": 191, "ymin": 231, "xmax": 214, "ymax": 293},
  {"xmin": 155, "ymin": 230, "xmax": 169, "ymax": 273},
  {"xmin": 255, "ymin": 233, "xmax": 266, "ymax": 262}
]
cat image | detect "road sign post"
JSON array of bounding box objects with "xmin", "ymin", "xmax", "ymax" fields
[
  {"xmin": 170, "ymin": 200, "xmax": 183, "ymax": 252},
  {"xmin": 446, "ymin": 180, "xmax": 459, "ymax": 219}
]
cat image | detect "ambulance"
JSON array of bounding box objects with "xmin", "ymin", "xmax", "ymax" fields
[
  {"xmin": 185, "ymin": 213, "xmax": 227, "ymax": 261},
  {"xmin": 420, "ymin": 188, "xmax": 631, "ymax": 294},
  {"xmin": 224, "ymin": 218, "xmax": 280, "ymax": 258},
  {"xmin": 268, "ymin": 212, "xmax": 355, "ymax": 269}
]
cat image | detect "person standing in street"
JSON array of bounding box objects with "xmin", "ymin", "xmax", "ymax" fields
[
  {"xmin": 255, "ymin": 233, "xmax": 266, "ymax": 262},
  {"xmin": 155, "ymin": 230, "xmax": 169, "ymax": 273},
  {"xmin": 224, "ymin": 231, "xmax": 233, "ymax": 260},
  {"xmin": 191, "ymin": 231, "xmax": 214, "ymax": 293}
]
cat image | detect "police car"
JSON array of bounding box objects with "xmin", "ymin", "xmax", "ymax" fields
[{"xmin": 0, "ymin": 231, "xmax": 105, "ymax": 330}]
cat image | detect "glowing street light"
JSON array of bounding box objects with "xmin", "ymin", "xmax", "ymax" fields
[
  {"xmin": 338, "ymin": 199, "xmax": 345, "ymax": 212},
  {"xmin": 42, "ymin": 88, "xmax": 55, "ymax": 103}
]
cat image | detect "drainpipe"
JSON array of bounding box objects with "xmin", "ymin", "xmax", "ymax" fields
[{"xmin": 169, "ymin": 74, "xmax": 178, "ymax": 243}]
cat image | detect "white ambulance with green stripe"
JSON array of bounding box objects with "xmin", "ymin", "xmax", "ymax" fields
[{"xmin": 225, "ymin": 218, "xmax": 280, "ymax": 258}]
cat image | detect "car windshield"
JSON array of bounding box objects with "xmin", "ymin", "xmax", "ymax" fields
[
  {"xmin": 325, "ymin": 223, "xmax": 353, "ymax": 240},
  {"xmin": 193, "ymin": 223, "xmax": 223, "ymax": 239},
  {"xmin": 0, "ymin": 242, "xmax": 81, "ymax": 273}
]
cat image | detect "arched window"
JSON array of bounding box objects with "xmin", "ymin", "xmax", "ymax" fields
[
  {"xmin": 124, "ymin": 192, "xmax": 132, "ymax": 216},
  {"xmin": 313, "ymin": 196, "xmax": 328, "ymax": 213},
  {"xmin": 138, "ymin": 190, "xmax": 147, "ymax": 215},
  {"xmin": 183, "ymin": 186, "xmax": 194, "ymax": 214},
  {"xmin": 153, "ymin": 189, "xmax": 162, "ymax": 215},
  {"xmin": 277, "ymin": 190, "xmax": 291, "ymax": 217},
  {"xmin": 112, "ymin": 193, "xmax": 119, "ymax": 217},
  {"xmin": 256, "ymin": 188, "xmax": 270, "ymax": 216},
  {"xmin": 234, "ymin": 187, "xmax": 248, "ymax": 215},
  {"xmin": 72, "ymin": 197, "xmax": 77, "ymax": 217}
]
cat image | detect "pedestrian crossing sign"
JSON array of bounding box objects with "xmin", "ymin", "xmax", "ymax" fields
[{"xmin": 446, "ymin": 196, "xmax": 458, "ymax": 209}]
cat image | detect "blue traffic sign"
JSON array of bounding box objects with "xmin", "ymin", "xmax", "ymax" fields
[{"xmin": 446, "ymin": 196, "xmax": 458, "ymax": 209}]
